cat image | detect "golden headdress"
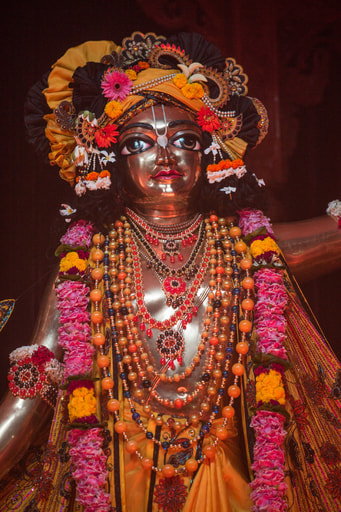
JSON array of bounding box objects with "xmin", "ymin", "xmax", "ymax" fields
[{"xmin": 25, "ymin": 31, "xmax": 268, "ymax": 195}]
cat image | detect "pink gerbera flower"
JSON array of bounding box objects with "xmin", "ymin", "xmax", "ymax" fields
[{"xmin": 101, "ymin": 69, "xmax": 133, "ymax": 101}]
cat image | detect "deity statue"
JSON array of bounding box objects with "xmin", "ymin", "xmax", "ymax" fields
[{"xmin": 0, "ymin": 32, "xmax": 341, "ymax": 512}]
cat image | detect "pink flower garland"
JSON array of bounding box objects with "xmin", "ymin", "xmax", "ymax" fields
[
  {"xmin": 239, "ymin": 209, "xmax": 288, "ymax": 511},
  {"xmin": 68, "ymin": 428, "xmax": 111, "ymax": 512},
  {"xmin": 253, "ymin": 269, "xmax": 288, "ymax": 360},
  {"xmin": 56, "ymin": 220, "xmax": 111, "ymax": 512},
  {"xmin": 238, "ymin": 208, "xmax": 274, "ymax": 237},
  {"xmin": 60, "ymin": 219, "xmax": 95, "ymax": 247},
  {"xmin": 250, "ymin": 411, "xmax": 288, "ymax": 512}
]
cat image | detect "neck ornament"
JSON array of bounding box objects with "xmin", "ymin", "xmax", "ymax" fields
[
  {"xmin": 126, "ymin": 208, "xmax": 203, "ymax": 263},
  {"xmin": 89, "ymin": 214, "xmax": 254, "ymax": 477}
]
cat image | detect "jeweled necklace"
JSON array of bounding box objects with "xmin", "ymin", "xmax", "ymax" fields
[
  {"xmin": 131, "ymin": 218, "xmax": 206, "ymax": 311},
  {"xmin": 126, "ymin": 208, "xmax": 203, "ymax": 263},
  {"xmin": 131, "ymin": 219, "xmax": 205, "ymax": 278},
  {"xmin": 90, "ymin": 214, "xmax": 255, "ymax": 477},
  {"xmin": 130, "ymin": 231, "xmax": 209, "ymax": 333}
]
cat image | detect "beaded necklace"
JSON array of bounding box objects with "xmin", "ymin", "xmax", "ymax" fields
[
  {"xmin": 131, "ymin": 219, "xmax": 205, "ymax": 278},
  {"xmin": 90, "ymin": 214, "xmax": 255, "ymax": 477},
  {"xmin": 127, "ymin": 208, "xmax": 203, "ymax": 265}
]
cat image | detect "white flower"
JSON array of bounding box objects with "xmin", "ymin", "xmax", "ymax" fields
[
  {"xmin": 45, "ymin": 360, "xmax": 64, "ymax": 384},
  {"xmin": 72, "ymin": 145, "xmax": 89, "ymax": 166},
  {"xmin": 75, "ymin": 181, "xmax": 87, "ymax": 197},
  {"xmin": 207, "ymin": 168, "xmax": 234, "ymax": 183},
  {"xmin": 177, "ymin": 62, "xmax": 207, "ymax": 83},
  {"xmin": 252, "ymin": 173, "xmax": 265, "ymax": 187},
  {"xmin": 100, "ymin": 150, "xmax": 116, "ymax": 165},
  {"xmin": 234, "ymin": 166, "xmax": 247, "ymax": 179},
  {"xmin": 326, "ymin": 199, "xmax": 341, "ymax": 218},
  {"xmin": 220, "ymin": 186, "xmax": 237, "ymax": 195},
  {"xmin": 204, "ymin": 142, "xmax": 220, "ymax": 156},
  {"xmin": 85, "ymin": 180, "xmax": 98, "ymax": 191},
  {"xmin": 96, "ymin": 176, "xmax": 112, "ymax": 190},
  {"xmin": 9, "ymin": 345, "xmax": 39, "ymax": 363},
  {"xmin": 59, "ymin": 204, "xmax": 77, "ymax": 217},
  {"xmin": 79, "ymin": 110, "xmax": 97, "ymax": 124}
]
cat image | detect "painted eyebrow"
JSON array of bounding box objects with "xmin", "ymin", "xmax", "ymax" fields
[
  {"xmin": 168, "ymin": 120, "xmax": 201, "ymax": 129},
  {"xmin": 119, "ymin": 119, "xmax": 201, "ymax": 135},
  {"xmin": 119, "ymin": 122, "xmax": 154, "ymax": 134}
]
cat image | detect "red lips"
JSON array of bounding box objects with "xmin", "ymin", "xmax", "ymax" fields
[{"xmin": 152, "ymin": 169, "xmax": 182, "ymax": 179}]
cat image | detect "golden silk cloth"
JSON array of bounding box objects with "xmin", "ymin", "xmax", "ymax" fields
[{"xmin": 0, "ymin": 390, "xmax": 251, "ymax": 512}]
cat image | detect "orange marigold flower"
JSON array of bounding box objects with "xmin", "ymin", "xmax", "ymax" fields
[
  {"xmin": 99, "ymin": 170, "xmax": 110, "ymax": 178},
  {"xmin": 94, "ymin": 125, "xmax": 119, "ymax": 148},
  {"xmin": 104, "ymin": 100, "xmax": 123, "ymax": 120},
  {"xmin": 197, "ymin": 107, "xmax": 221, "ymax": 132},
  {"xmin": 207, "ymin": 163, "xmax": 219, "ymax": 172},
  {"xmin": 125, "ymin": 69, "xmax": 137, "ymax": 81},
  {"xmin": 181, "ymin": 82, "xmax": 204, "ymax": 99},
  {"xmin": 218, "ymin": 159, "xmax": 231, "ymax": 170},
  {"xmin": 232, "ymin": 158, "xmax": 244, "ymax": 169},
  {"xmin": 138, "ymin": 61, "xmax": 150, "ymax": 69},
  {"xmin": 86, "ymin": 172, "xmax": 99, "ymax": 181},
  {"xmin": 173, "ymin": 73, "xmax": 188, "ymax": 89}
]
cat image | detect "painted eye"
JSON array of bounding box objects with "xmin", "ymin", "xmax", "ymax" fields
[
  {"xmin": 120, "ymin": 137, "xmax": 153, "ymax": 155},
  {"xmin": 171, "ymin": 134, "xmax": 202, "ymax": 151}
]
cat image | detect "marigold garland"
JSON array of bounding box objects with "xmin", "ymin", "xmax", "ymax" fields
[
  {"xmin": 173, "ymin": 73, "xmax": 188, "ymax": 88},
  {"xmin": 206, "ymin": 158, "xmax": 246, "ymax": 183}
]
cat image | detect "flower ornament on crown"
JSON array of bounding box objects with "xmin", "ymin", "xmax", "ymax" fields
[{"xmin": 25, "ymin": 31, "xmax": 269, "ymax": 196}]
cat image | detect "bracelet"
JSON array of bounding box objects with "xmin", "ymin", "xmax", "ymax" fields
[{"xmin": 326, "ymin": 200, "xmax": 341, "ymax": 228}]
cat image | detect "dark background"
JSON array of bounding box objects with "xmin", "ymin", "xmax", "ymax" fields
[{"xmin": 1, "ymin": 0, "xmax": 341, "ymax": 399}]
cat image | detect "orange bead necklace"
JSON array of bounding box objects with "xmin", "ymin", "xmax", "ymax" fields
[{"xmin": 90, "ymin": 214, "xmax": 255, "ymax": 476}]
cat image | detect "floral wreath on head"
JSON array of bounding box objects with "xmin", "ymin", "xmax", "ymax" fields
[{"xmin": 25, "ymin": 31, "xmax": 268, "ymax": 197}]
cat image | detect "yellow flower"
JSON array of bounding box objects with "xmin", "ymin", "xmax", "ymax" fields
[
  {"xmin": 250, "ymin": 237, "xmax": 280, "ymax": 258},
  {"xmin": 67, "ymin": 252, "xmax": 78, "ymax": 261},
  {"xmin": 173, "ymin": 73, "xmax": 188, "ymax": 88},
  {"xmin": 73, "ymin": 387, "xmax": 88, "ymax": 397},
  {"xmin": 181, "ymin": 82, "xmax": 205, "ymax": 99},
  {"xmin": 68, "ymin": 387, "xmax": 97, "ymax": 422},
  {"xmin": 59, "ymin": 251, "xmax": 87, "ymax": 272},
  {"xmin": 105, "ymin": 100, "xmax": 123, "ymax": 120},
  {"xmin": 256, "ymin": 370, "xmax": 285, "ymax": 405},
  {"xmin": 125, "ymin": 69, "xmax": 137, "ymax": 80},
  {"xmin": 75, "ymin": 259, "xmax": 87, "ymax": 272}
]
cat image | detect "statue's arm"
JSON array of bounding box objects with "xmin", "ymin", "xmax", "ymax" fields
[
  {"xmin": 0, "ymin": 269, "xmax": 61, "ymax": 480},
  {"xmin": 273, "ymin": 215, "xmax": 341, "ymax": 282}
]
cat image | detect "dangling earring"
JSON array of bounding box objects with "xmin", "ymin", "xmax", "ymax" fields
[{"xmin": 152, "ymin": 104, "xmax": 168, "ymax": 148}]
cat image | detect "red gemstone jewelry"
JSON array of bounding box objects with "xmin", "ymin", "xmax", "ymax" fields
[
  {"xmin": 156, "ymin": 329, "xmax": 185, "ymax": 369},
  {"xmin": 126, "ymin": 208, "xmax": 202, "ymax": 263},
  {"xmin": 162, "ymin": 276, "xmax": 187, "ymax": 307}
]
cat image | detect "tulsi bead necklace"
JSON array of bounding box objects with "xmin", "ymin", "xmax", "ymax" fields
[{"xmin": 91, "ymin": 215, "xmax": 254, "ymax": 476}]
